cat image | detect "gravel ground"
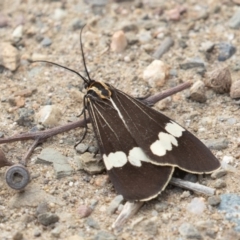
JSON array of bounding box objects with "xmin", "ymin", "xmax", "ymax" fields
[{"xmin": 0, "ymin": 0, "xmax": 240, "ymax": 239}]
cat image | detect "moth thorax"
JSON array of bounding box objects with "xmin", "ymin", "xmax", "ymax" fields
[{"xmin": 87, "ymin": 81, "xmax": 112, "ymax": 99}]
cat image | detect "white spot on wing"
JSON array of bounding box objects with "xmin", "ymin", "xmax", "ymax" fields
[
  {"xmin": 150, "ymin": 132, "xmax": 178, "ymax": 156},
  {"xmin": 165, "ymin": 121, "xmax": 185, "ymax": 137},
  {"xmin": 128, "ymin": 147, "xmax": 150, "ymax": 167},
  {"xmin": 103, "ymin": 151, "xmax": 127, "ymax": 170}
]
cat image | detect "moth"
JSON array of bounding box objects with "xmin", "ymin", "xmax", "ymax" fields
[{"xmin": 34, "ymin": 27, "xmax": 220, "ymax": 201}]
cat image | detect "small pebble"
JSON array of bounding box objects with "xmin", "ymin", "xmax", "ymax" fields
[
  {"xmin": 222, "ymin": 155, "xmax": 234, "ymax": 164},
  {"xmin": 187, "ymin": 197, "xmax": 206, "ymax": 215},
  {"xmin": 38, "ymin": 212, "xmax": 59, "ymax": 226},
  {"xmin": 78, "ymin": 205, "xmax": 93, "ymax": 218},
  {"xmin": 41, "ymin": 37, "xmax": 52, "ymax": 47},
  {"xmin": 214, "ymin": 179, "xmax": 226, "ymax": 189},
  {"xmin": 230, "ymin": 80, "xmax": 240, "ymax": 99},
  {"xmin": 35, "ymin": 105, "xmax": 62, "ymax": 127},
  {"xmin": 36, "ymin": 202, "xmax": 49, "ymax": 216},
  {"xmin": 208, "ymin": 196, "xmax": 221, "ymax": 206},
  {"xmin": 86, "ymin": 217, "xmax": 100, "ymax": 229},
  {"xmin": 93, "ymin": 230, "xmax": 116, "ymax": 240},
  {"xmin": 180, "ymin": 191, "xmax": 191, "ymax": 199},
  {"xmin": 71, "ymin": 18, "xmax": 85, "ymax": 31},
  {"xmin": 88, "ymin": 145, "xmax": 98, "ymax": 153},
  {"xmin": 180, "ymin": 57, "xmax": 205, "ymax": 70},
  {"xmin": 53, "ymin": 8, "xmax": 67, "ymax": 20},
  {"xmin": 189, "ymin": 80, "xmax": 207, "ymax": 103},
  {"xmin": 75, "ymin": 143, "xmax": 89, "ymax": 154},
  {"xmin": 203, "ymin": 138, "xmax": 228, "ymax": 150},
  {"xmin": 12, "ymin": 25, "xmax": 23, "ymax": 43},
  {"xmin": 137, "ymin": 30, "xmax": 152, "ymax": 43},
  {"xmin": 111, "ymin": 30, "xmax": 127, "ymax": 53},
  {"xmin": 12, "ymin": 232, "xmax": 23, "ymax": 240},
  {"xmin": 217, "ymin": 42, "xmax": 236, "ymax": 61},
  {"xmin": 143, "ymin": 216, "xmax": 158, "ymax": 236},
  {"xmin": 51, "ymin": 227, "xmax": 61, "ymax": 238},
  {"xmin": 200, "ymin": 41, "xmax": 214, "ymax": 52},
  {"xmin": 0, "ymin": 42, "xmax": 20, "ymax": 71},
  {"xmin": 33, "ymin": 229, "xmax": 41, "ymax": 237},
  {"xmin": 179, "ymin": 223, "xmax": 202, "ymax": 239},
  {"xmin": 205, "ymin": 67, "xmax": 232, "ymax": 93},
  {"xmin": 152, "ymin": 37, "xmax": 174, "ymax": 59},
  {"xmin": 211, "ymin": 169, "xmax": 227, "ymax": 179},
  {"xmin": 143, "ymin": 60, "xmax": 168, "ymax": 88},
  {"xmin": 77, "ymin": 152, "xmax": 105, "ymax": 174}
]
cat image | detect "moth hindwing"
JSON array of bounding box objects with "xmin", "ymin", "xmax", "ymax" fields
[{"xmin": 34, "ymin": 26, "xmax": 221, "ymax": 201}]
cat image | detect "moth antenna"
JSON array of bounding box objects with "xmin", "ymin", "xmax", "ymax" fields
[
  {"xmin": 79, "ymin": 25, "xmax": 92, "ymax": 83},
  {"xmin": 30, "ymin": 60, "xmax": 89, "ymax": 84}
]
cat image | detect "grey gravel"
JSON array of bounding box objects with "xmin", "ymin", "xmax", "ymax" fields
[
  {"xmin": 203, "ymin": 138, "xmax": 229, "ymax": 150},
  {"xmin": 86, "ymin": 217, "xmax": 100, "ymax": 229},
  {"xmin": 36, "ymin": 148, "xmax": 74, "ymax": 178},
  {"xmin": 214, "ymin": 179, "xmax": 227, "ymax": 189},
  {"xmin": 36, "ymin": 202, "xmax": 49, "ymax": 216},
  {"xmin": 77, "ymin": 152, "xmax": 105, "ymax": 174},
  {"xmin": 154, "ymin": 202, "xmax": 168, "ymax": 212},
  {"xmin": 218, "ymin": 194, "xmax": 240, "ymax": 232},
  {"xmin": 12, "ymin": 232, "xmax": 23, "ymax": 240},
  {"xmin": 94, "ymin": 230, "xmax": 117, "ymax": 240},
  {"xmin": 179, "ymin": 57, "xmax": 205, "ymax": 70},
  {"xmin": 51, "ymin": 226, "xmax": 61, "ymax": 238},
  {"xmin": 217, "ymin": 42, "xmax": 236, "ymax": 61},
  {"xmin": 71, "ymin": 18, "xmax": 85, "ymax": 31},
  {"xmin": 41, "ymin": 37, "xmax": 52, "ymax": 47},
  {"xmin": 208, "ymin": 196, "xmax": 221, "ymax": 206},
  {"xmin": 152, "ymin": 37, "xmax": 174, "ymax": 59},
  {"xmin": 33, "ymin": 229, "xmax": 41, "ymax": 237},
  {"xmin": 38, "ymin": 212, "xmax": 59, "ymax": 226},
  {"xmin": 143, "ymin": 216, "xmax": 158, "ymax": 236},
  {"xmin": 179, "ymin": 223, "xmax": 202, "ymax": 239},
  {"xmin": 75, "ymin": 143, "xmax": 89, "ymax": 154}
]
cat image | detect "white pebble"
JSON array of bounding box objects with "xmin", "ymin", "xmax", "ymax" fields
[
  {"xmin": 143, "ymin": 60, "xmax": 168, "ymax": 88},
  {"xmin": 35, "ymin": 105, "xmax": 62, "ymax": 127},
  {"xmin": 222, "ymin": 155, "xmax": 234, "ymax": 164},
  {"xmin": 186, "ymin": 197, "xmax": 206, "ymax": 214}
]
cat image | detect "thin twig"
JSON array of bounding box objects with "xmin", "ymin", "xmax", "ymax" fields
[
  {"xmin": 0, "ymin": 81, "xmax": 191, "ymax": 145},
  {"xmin": 170, "ymin": 177, "xmax": 215, "ymax": 196}
]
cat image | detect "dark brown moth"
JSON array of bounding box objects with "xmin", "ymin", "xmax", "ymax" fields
[{"xmin": 33, "ymin": 27, "xmax": 221, "ymax": 201}]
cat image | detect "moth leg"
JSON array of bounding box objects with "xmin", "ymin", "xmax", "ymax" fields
[{"xmin": 74, "ymin": 96, "xmax": 89, "ymax": 148}]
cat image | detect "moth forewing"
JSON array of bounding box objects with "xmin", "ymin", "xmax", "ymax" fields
[
  {"xmin": 110, "ymin": 88, "xmax": 221, "ymax": 174},
  {"xmin": 87, "ymin": 93, "xmax": 174, "ymax": 201}
]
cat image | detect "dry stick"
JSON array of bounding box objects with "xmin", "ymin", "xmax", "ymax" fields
[
  {"xmin": 0, "ymin": 81, "xmax": 191, "ymax": 148},
  {"xmin": 170, "ymin": 177, "xmax": 215, "ymax": 196}
]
